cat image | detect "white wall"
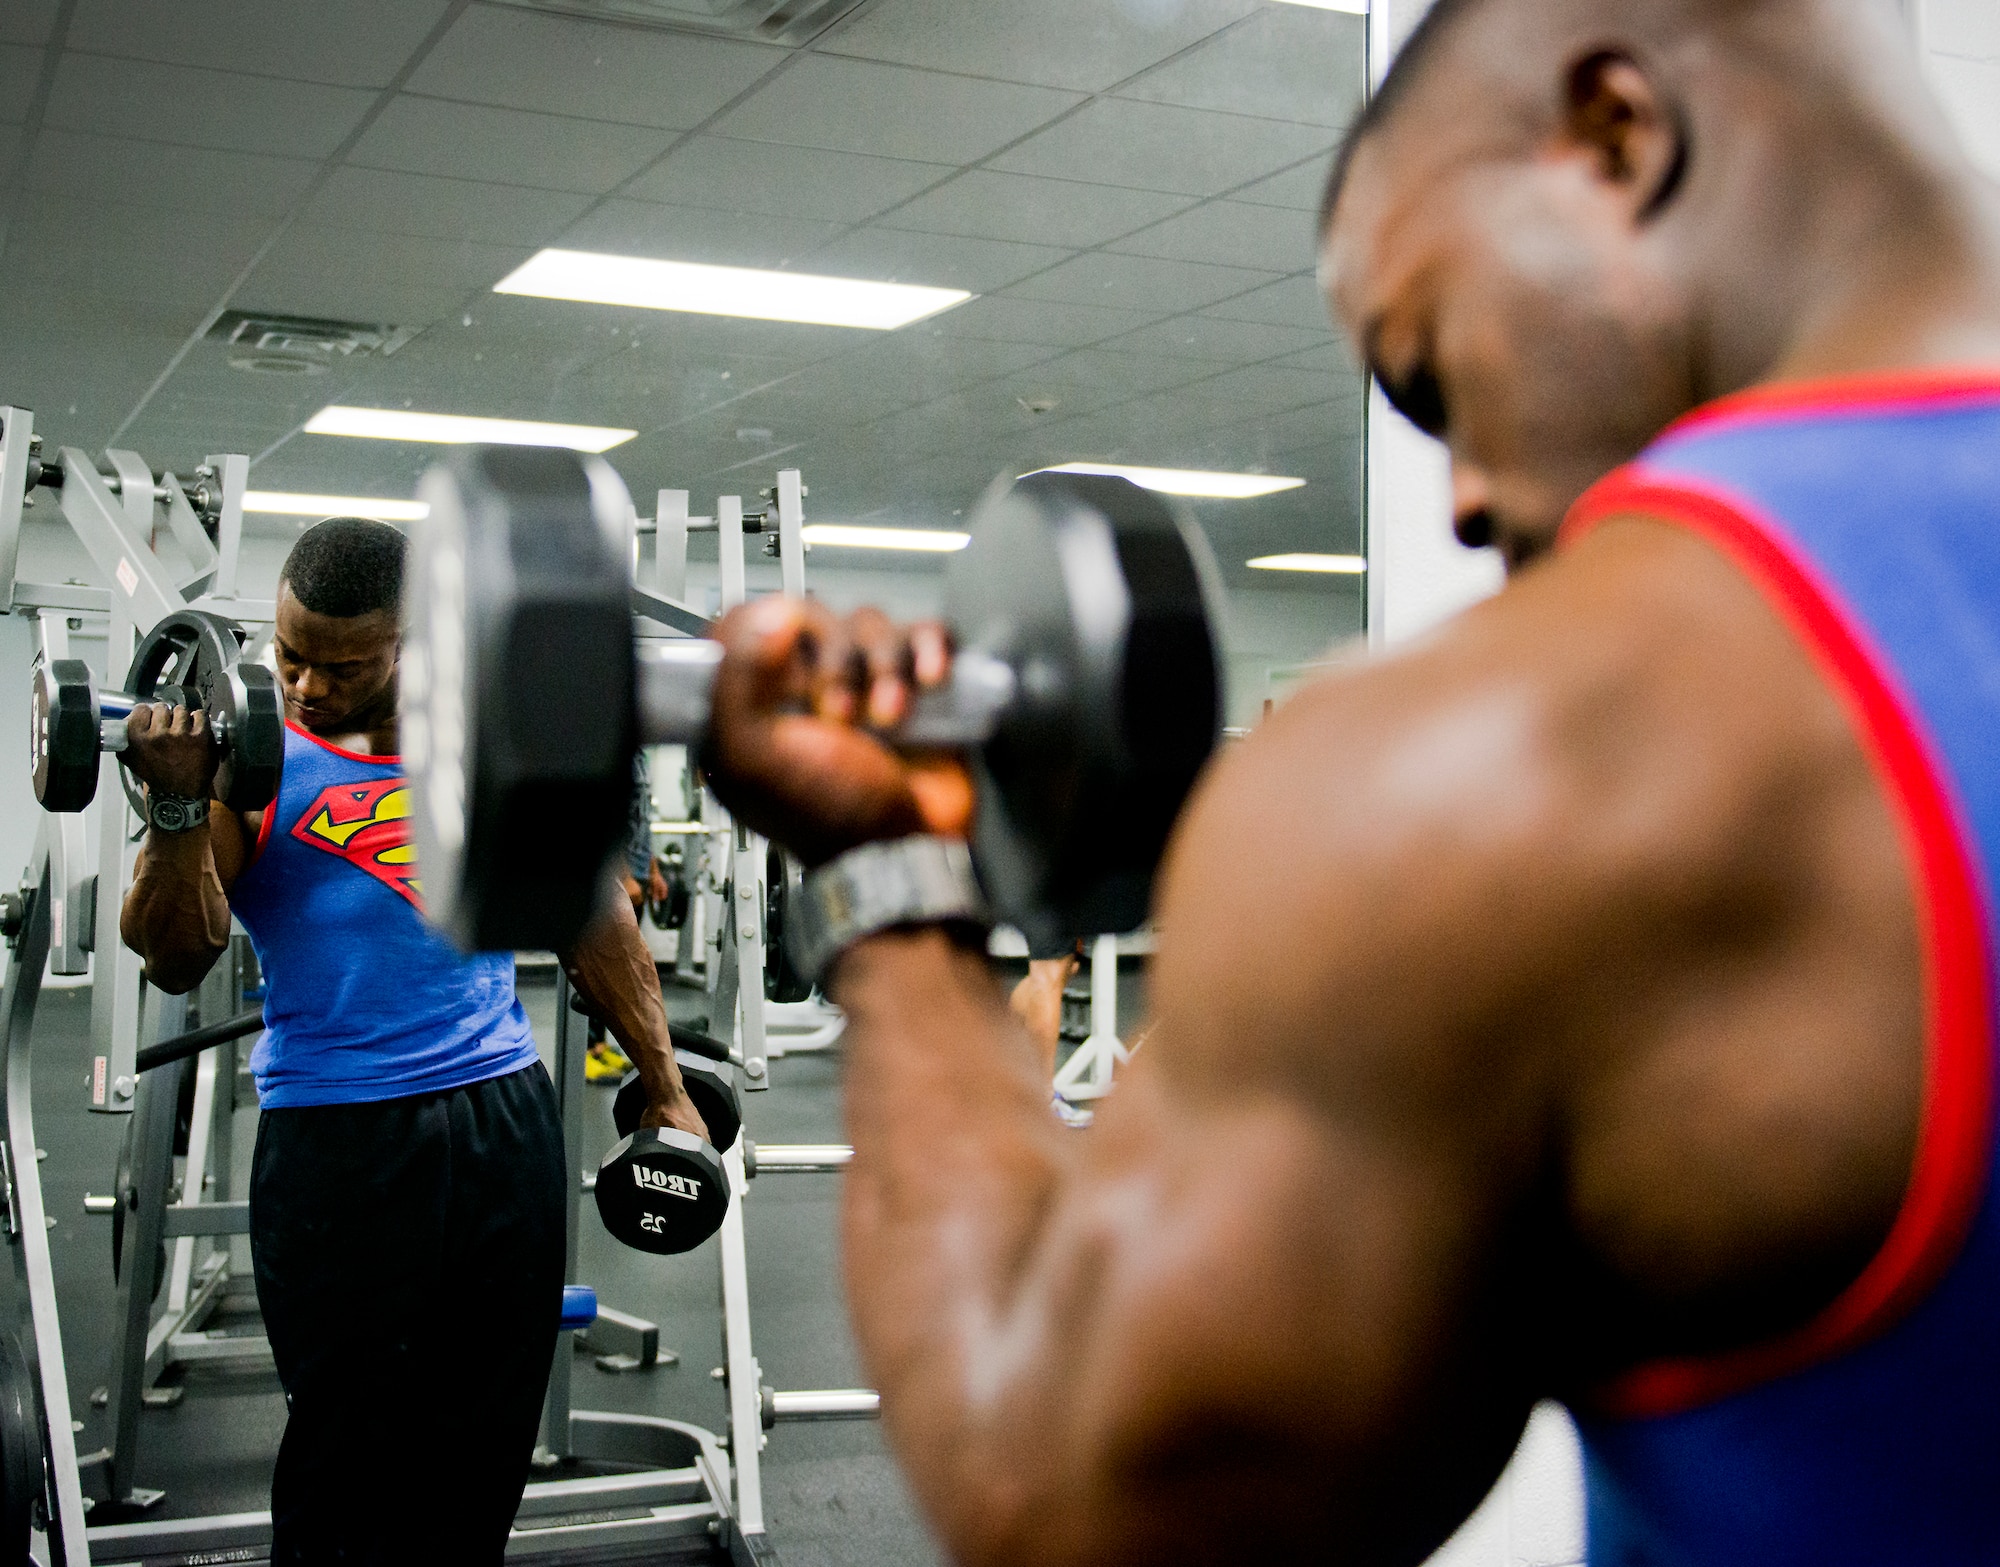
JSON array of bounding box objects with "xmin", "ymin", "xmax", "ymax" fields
[{"xmin": 1921, "ymin": 0, "xmax": 2000, "ymax": 172}]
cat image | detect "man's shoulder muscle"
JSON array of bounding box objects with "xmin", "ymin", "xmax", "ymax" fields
[{"xmin": 1153, "ymin": 515, "xmax": 1922, "ymax": 1376}]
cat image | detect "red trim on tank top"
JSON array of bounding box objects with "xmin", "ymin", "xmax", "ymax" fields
[
  {"xmin": 1657, "ymin": 368, "xmax": 2000, "ymax": 441},
  {"xmin": 1561, "ymin": 469, "xmax": 1996, "ymax": 1420},
  {"xmin": 284, "ymin": 720, "xmax": 400, "ymax": 767}
]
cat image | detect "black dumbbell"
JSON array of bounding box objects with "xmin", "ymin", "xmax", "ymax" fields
[
  {"xmin": 31, "ymin": 610, "xmax": 282, "ymax": 815},
  {"xmin": 594, "ymin": 1128, "xmax": 728, "ymax": 1256},
  {"xmin": 593, "ymin": 1024, "xmax": 741, "ymax": 1254},
  {"xmin": 401, "ymin": 448, "xmax": 1224, "ymax": 957}
]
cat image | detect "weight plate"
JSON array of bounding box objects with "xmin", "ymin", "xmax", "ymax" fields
[
  {"xmin": 30, "ymin": 658, "xmax": 100, "ymax": 813},
  {"xmin": 595, "ymin": 1128, "xmax": 729, "ymax": 1255},
  {"xmin": 119, "ymin": 611, "xmax": 262, "ymax": 820},
  {"xmin": 0, "ymin": 1330, "xmax": 41, "ymax": 1564},
  {"xmin": 764, "ymin": 844, "xmax": 812, "ymax": 1004},
  {"xmin": 403, "ymin": 446, "xmax": 637, "ymax": 952},
  {"xmin": 950, "ymin": 472, "xmax": 1224, "ymax": 953}
]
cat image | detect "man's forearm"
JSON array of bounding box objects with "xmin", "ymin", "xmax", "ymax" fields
[
  {"xmin": 562, "ymin": 893, "xmax": 688, "ymax": 1108},
  {"xmin": 832, "ymin": 930, "xmax": 1092, "ymax": 1559},
  {"xmin": 120, "ymin": 829, "xmax": 231, "ymax": 994}
]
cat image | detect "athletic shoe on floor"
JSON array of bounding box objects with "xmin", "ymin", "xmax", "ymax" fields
[{"xmin": 585, "ymin": 1040, "xmax": 633, "ymax": 1083}]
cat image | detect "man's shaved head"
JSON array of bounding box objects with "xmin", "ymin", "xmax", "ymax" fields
[{"xmin": 1316, "ymin": 0, "xmax": 1987, "ymax": 569}]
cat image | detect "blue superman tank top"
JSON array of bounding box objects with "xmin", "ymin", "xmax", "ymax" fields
[
  {"xmin": 1561, "ymin": 370, "xmax": 2000, "ymax": 1564},
  {"xmin": 227, "ymin": 723, "xmax": 539, "ymax": 1108}
]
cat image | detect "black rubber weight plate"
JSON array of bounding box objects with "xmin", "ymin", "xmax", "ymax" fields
[{"xmin": 0, "ymin": 1331, "xmax": 42, "ymax": 1563}]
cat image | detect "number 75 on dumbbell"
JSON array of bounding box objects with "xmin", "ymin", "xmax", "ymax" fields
[{"xmin": 397, "ymin": 446, "xmax": 1227, "ymax": 959}]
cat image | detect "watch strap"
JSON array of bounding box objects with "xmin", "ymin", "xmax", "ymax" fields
[
  {"xmin": 146, "ymin": 792, "xmax": 211, "ymax": 833},
  {"xmin": 787, "ymin": 836, "xmax": 988, "ymax": 985}
]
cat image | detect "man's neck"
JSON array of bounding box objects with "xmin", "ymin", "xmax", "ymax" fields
[
  {"xmin": 1708, "ymin": 138, "xmax": 2000, "ymax": 394},
  {"xmin": 298, "ymin": 693, "xmax": 399, "ymax": 757}
]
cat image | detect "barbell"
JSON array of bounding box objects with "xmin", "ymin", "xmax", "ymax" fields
[
  {"xmin": 30, "ymin": 610, "xmax": 283, "ymax": 815},
  {"xmin": 399, "ymin": 446, "xmax": 1226, "ymax": 958}
]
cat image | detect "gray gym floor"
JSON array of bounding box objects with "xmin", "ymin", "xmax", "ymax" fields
[{"xmin": 28, "ymin": 974, "xmax": 947, "ymax": 1567}]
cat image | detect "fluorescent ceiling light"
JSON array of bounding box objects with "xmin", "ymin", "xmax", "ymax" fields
[
  {"xmin": 1270, "ymin": 0, "xmax": 1368, "ymax": 12},
  {"xmin": 244, "ymin": 490, "xmax": 429, "ymax": 523},
  {"xmin": 1247, "ymin": 553, "xmax": 1368, "ymax": 573},
  {"xmin": 802, "ymin": 524, "xmax": 970, "ymax": 553},
  {"xmin": 494, "ymin": 248, "xmax": 974, "ymax": 331},
  {"xmin": 1034, "ymin": 462, "xmax": 1306, "ymax": 500},
  {"xmin": 304, "ymin": 406, "xmax": 635, "ymax": 452}
]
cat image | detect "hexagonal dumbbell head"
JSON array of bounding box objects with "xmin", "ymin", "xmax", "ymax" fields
[{"xmin": 402, "ymin": 446, "xmax": 638, "ymax": 951}]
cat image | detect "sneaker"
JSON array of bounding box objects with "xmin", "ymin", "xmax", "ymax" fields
[
  {"xmin": 585, "ymin": 1040, "xmax": 632, "ymax": 1083},
  {"xmin": 1051, "ymin": 1093, "xmax": 1094, "ymax": 1130}
]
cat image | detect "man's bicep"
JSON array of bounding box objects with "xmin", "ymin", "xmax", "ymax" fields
[{"xmin": 1061, "ymin": 1076, "xmax": 1535, "ymax": 1560}]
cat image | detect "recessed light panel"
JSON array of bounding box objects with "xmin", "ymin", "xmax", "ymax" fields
[
  {"xmin": 802, "ymin": 525, "xmax": 971, "ymax": 552},
  {"xmin": 303, "ymin": 406, "xmax": 636, "ymax": 452},
  {"xmin": 1035, "ymin": 463, "xmax": 1306, "ymax": 499},
  {"xmin": 495, "ymin": 250, "xmax": 974, "ymax": 331},
  {"xmin": 244, "ymin": 491, "xmax": 429, "ymax": 523},
  {"xmin": 1247, "ymin": 553, "xmax": 1368, "ymax": 573}
]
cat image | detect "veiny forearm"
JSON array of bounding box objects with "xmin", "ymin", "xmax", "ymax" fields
[
  {"xmin": 834, "ymin": 930, "xmax": 1118, "ymax": 1563},
  {"xmin": 561, "ymin": 893, "xmax": 688, "ymax": 1109},
  {"xmin": 120, "ymin": 830, "xmax": 231, "ymax": 994}
]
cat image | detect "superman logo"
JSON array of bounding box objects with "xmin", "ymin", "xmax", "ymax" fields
[{"xmin": 292, "ymin": 779, "xmax": 422, "ymax": 909}]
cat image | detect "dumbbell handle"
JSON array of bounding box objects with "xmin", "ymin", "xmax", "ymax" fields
[
  {"xmin": 636, "ymin": 641, "xmax": 1018, "ymax": 750},
  {"xmin": 93, "ymin": 689, "xmax": 235, "ymax": 756}
]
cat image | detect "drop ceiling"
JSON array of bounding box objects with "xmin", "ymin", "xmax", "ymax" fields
[{"xmin": 0, "ymin": 0, "xmax": 1368, "ymax": 590}]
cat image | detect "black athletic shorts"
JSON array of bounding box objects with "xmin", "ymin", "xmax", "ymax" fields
[{"xmin": 250, "ymin": 1063, "xmax": 565, "ymax": 1565}]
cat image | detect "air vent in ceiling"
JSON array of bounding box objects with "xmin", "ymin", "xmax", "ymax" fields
[
  {"xmin": 207, "ymin": 311, "xmax": 415, "ymax": 377},
  {"xmin": 491, "ymin": 0, "xmax": 878, "ymax": 46}
]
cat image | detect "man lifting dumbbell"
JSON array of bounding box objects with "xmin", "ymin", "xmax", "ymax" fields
[{"xmin": 117, "ymin": 517, "xmax": 708, "ymax": 1564}]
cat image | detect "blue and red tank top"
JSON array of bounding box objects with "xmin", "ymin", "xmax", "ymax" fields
[
  {"xmin": 228, "ymin": 723, "xmax": 539, "ymax": 1109},
  {"xmin": 1561, "ymin": 370, "xmax": 2000, "ymax": 1564}
]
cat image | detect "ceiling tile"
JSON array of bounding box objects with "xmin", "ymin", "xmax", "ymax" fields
[
  {"xmin": 919, "ymin": 293, "xmax": 1164, "ymax": 347},
  {"xmin": 0, "ymin": 1, "xmax": 57, "ymax": 46},
  {"xmin": 25, "ymin": 130, "xmax": 320, "ymax": 217},
  {"xmin": 345, "ymin": 95, "xmax": 675, "ymax": 192},
  {"xmin": 626, "ymin": 136, "xmax": 949, "ymax": 225},
  {"xmin": 1102, "ymin": 314, "xmax": 1331, "ymax": 363},
  {"xmin": 1006, "ymin": 250, "xmax": 1277, "ymax": 313},
  {"xmin": 560, "ymin": 199, "xmax": 845, "ymax": 267},
  {"xmin": 301, "ymin": 165, "xmax": 594, "ymax": 246},
  {"xmin": 820, "ymin": 0, "xmax": 1259, "ymax": 93},
  {"xmin": 67, "ymin": 0, "xmax": 451, "ymax": 88},
  {"xmin": 1108, "ymin": 199, "xmax": 1317, "ymax": 271},
  {"xmin": 989, "ymin": 97, "xmax": 1331, "ymax": 196},
  {"xmin": 803, "ymin": 226, "xmax": 1071, "ymax": 293},
  {"xmin": 706, "ymin": 53, "xmax": 1082, "ymax": 165},
  {"xmin": 992, "ymin": 347, "xmax": 1218, "ymax": 417},
  {"xmin": 1117, "ymin": 5, "xmax": 1365, "ymax": 128},
  {"xmin": 44, "ymin": 54, "xmax": 376, "ymax": 158},
  {"xmin": 1268, "ymin": 339, "xmax": 1360, "ymax": 375},
  {"xmin": 1200, "ymin": 272, "xmax": 1330, "ymax": 328},
  {"xmin": 241, "ymin": 226, "xmax": 533, "ymax": 327},
  {"xmin": 7, "ymin": 198, "xmax": 273, "ymax": 310},
  {"xmin": 405, "ymin": 6, "xmax": 781, "ymax": 128},
  {"xmin": 1187, "ymin": 362, "xmax": 1347, "ymax": 415},
  {"xmin": 876, "ymin": 169, "xmax": 1193, "ymax": 249},
  {"xmin": 1228, "ymin": 154, "xmax": 1331, "ymax": 210},
  {"xmin": 1, "ymin": 42, "xmax": 38, "ymax": 117}
]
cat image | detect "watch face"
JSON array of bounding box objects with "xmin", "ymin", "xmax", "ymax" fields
[{"xmin": 154, "ymin": 800, "xmax": 187, "ymax": 831}]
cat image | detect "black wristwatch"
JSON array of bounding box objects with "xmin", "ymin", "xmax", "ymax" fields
[{"xmin": 146, "ymin": 792, "xmax": 210, "ymax": 834}]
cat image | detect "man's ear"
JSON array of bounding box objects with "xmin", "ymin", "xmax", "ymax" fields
[{"xmin": 1564, "ymin": 51, "xmax": 1687, "ymax": 218}]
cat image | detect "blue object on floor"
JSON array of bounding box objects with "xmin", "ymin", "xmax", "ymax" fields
[{"xmin": 559, "ymin": 1285, "xmax": 598, "ymax": 1332}]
